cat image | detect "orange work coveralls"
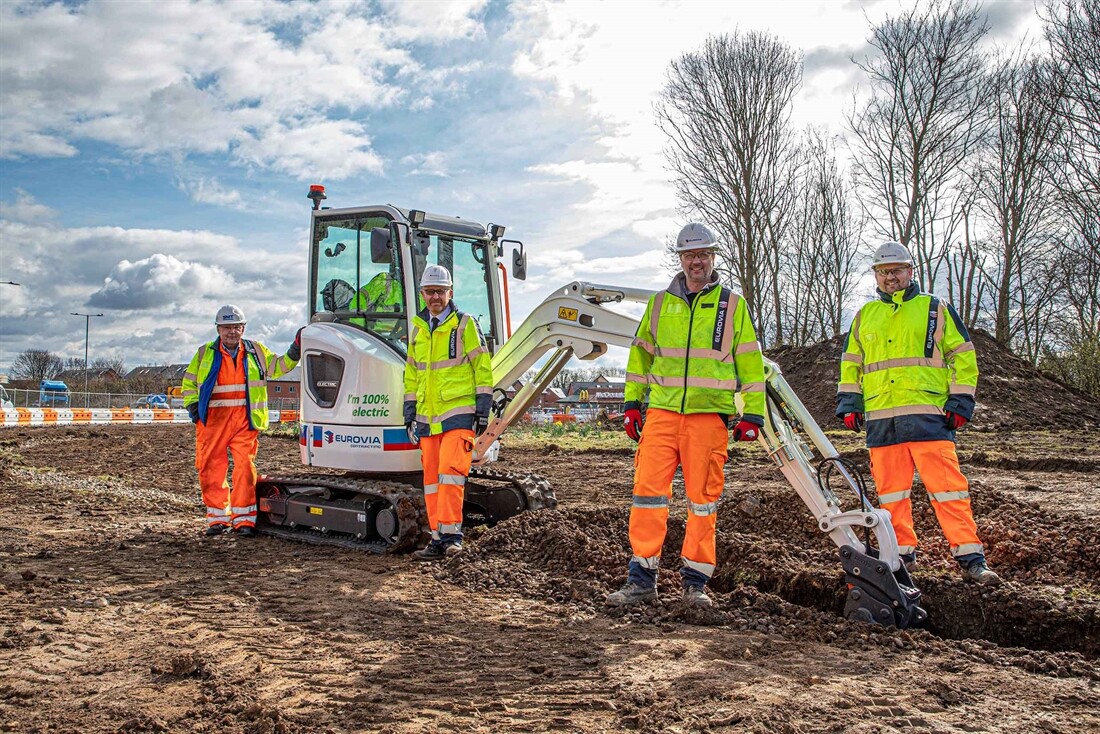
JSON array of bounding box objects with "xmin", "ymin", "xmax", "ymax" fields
[{"xmin": 196, "ymin": 343, "xmax": 259, "ymax": 530}]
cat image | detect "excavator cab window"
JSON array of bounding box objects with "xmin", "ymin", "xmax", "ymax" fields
[
  {"xmin": 412, "ymin": 233, "xmax": 495, "ymax": 348},
  {"xmin": 312, "ymin": 214, "xmax": 409, "ymax": 353}
]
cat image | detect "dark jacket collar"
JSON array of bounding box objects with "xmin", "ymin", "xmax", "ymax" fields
[
  {"xmin": 667, "ymin": 271, "xmax": 720, "ymax": 301},
  {"xmin": 877, "ymin": 281, "xmax": 921, "ymax": 305}
]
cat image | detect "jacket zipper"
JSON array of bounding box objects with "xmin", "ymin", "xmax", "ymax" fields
[{"xmin": 680, "ymin": 293, "xmax": 698, "ymax": 413}]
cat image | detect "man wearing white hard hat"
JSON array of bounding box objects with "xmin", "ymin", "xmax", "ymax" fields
[
  {"xmin": 402, "ymin": 265, "xmax": 493, "ymax": 560},
  {"xmin": 837, "ymin": 242, "xmax": 1000, "ymax": 586},
  {"xmin": 607, "ymin": 223, "xmax": 767, "ymax": 609},
  {"xmin": 182, "ymin": 305, "xmax": 303, "ymax": 537}
]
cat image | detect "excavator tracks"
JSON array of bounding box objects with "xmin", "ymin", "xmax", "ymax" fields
[{"xmin": 255, "ymin": 468, "xmax": 556, "ymax": 553}]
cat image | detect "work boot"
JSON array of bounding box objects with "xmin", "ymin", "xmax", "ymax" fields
[
  {"xmin": 204, "ymin": 525, "xmax": 228, "ymax": 537},
  {"xmin": 413, "ymin": 542, "xmax": 446, "ymax": 562},
  {"xmin": 605, "ymin": 582, "xmax": 657, "ymax": 607},
  {"xmin": 900, "ymin": 552, "xmax": 917, "ymax": 574},
  {"xmin": 962, "ymin": 562, "xmax": 1001, "ymax": 587},
  {"xmin": 235, "ymin": 526, "xmax": 256, "ymax": 538},
  {"xmin": 444, "ymin": 541, "xmax": 464, "ymax": 558},
  {"xmin": 682, "ymin": 586, "xmax": 714, "ymax": 609}
]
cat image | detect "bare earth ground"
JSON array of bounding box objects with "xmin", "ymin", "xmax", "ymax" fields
[{"xmin": 1, "ymin": 424, "xmax": 1098, "ymax": 734}]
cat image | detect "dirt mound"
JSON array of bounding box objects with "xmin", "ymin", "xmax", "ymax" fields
[{"xmin": 767, "ymin": 329, "xmax": 1100, "ymax": 430}]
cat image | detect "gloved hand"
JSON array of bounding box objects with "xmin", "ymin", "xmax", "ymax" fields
[
  {"xmin": 843, "ymin": 412, "xmax": 864, "ymax": 432},
  {"xmin": 945, "ymin": 411, "xmax": 968, "ymax": 430},
  {"xmin": 474, "ymin": 414, "xmax": 490, "ymax": 436},
  {"xmin": 405, "ymin": 421, "xmax": 419, "ymax": 445},
  {"xmin": 624, "ymin": 408, "xmax": 643, "ymax": 442},
  {"xmin": 730, "ymin": 419, "xmax": 759, "ymax": 441},
  {"xmin": 287, "ymin": 327, "xmax": 305, "ymax": 361},
  {"xmin": 186, "ymin": 403, "xmax": 200, "ymax": 424}
]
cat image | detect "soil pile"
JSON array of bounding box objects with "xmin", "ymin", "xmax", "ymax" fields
[{"xmin": 767, "ymin": 329, "xmax": 1100, "ymax": 430}]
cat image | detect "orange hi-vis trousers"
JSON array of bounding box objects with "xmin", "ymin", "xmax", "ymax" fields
[
  {"xmin": 196, "ymin": 346, "xmax": 259, "ymax": 530},
  {"xmin": 629, "ymin": 408, "xmax": 728, "ymax": 584},
  {"xmin": 419, "ymin": 428, "xmax": 474, "ymax": 540},
  {"xmin": 869, "ymin": 440, "xmax": 983, "ymax": 560}
]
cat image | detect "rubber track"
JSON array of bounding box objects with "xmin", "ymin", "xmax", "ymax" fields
[{"xmin": 256, "ymin": 468, "xmax": 557, "ymax": 552}]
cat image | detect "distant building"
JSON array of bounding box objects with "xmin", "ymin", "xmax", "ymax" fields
[
  {"xmin": 56, "ymin": 367, "xmax": 122, "ymax": 383},
  {"xmin": 267, "ymin": 365, "xmax": 301, "ymax": 409},
  {"xmin": 126, "ymin": 364, "xmax": 190, "ymax": 384},
  {"xmin": 562, "ymin": 374, "xmax": 625, "ymax": 414}
]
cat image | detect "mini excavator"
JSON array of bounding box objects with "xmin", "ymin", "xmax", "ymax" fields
[{"xmin": 254, "ymin": 186, "xmax": 925, "ymax": 629}]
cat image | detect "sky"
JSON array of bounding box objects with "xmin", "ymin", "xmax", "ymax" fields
[{"xmin": 0, "ymin": 0, "xmax": 1043, "ymax": 375}]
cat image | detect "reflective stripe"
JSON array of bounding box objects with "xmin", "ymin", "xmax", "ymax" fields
[
  {"xmin": 655, "ymin": 346, "xmax": 733, "ymax": 363},
  {"xmin": 946, "ymin": 342, "xmax": 975, "ymax": 358},
  {"xmin": 842, "ymin": 353, "xmax": 862, "ymax": 364},
  {"xmin": 687, "ymin": 500, "xmax": 717, "ymax": 517},
  {"xmin": 930, "ymin": 490, "xmax": 970, "ymax": 503},
  {"xmin": 837, "ymin": 382, "xmax": 862, "ymax": 394},
  {"xmin": 878, "ymin": 490, "xmax": 912, "ymax": 504},
  {"xmin": 467, "ymin": 345, "xmax": 488, "ymax": 360},
  {"xmin": 932, "ymin": 302, "xmax": 946, "ymax": 360},
  {"xmin": 231, "ymin": 504, "xmax": 258, "ymax": 514},
  {"xmin": 650, "ymin": 374, "xmax": 737, "ymax": 390},
  {"xmin": 476, "ymin": 386, "xmax": 492, "ymax": 395},
  {"xmin": 735, "ymin": 340, "xmax": 760, "ymax": 355},
  {"xmin": 423, "ymin": 483, "xmax": 439, "ymax": 496},
  {"xmin": 631, "ymin": 338, "xmax": 655, "ymax": 355},
  {"xmin": 740, "ymin": 381, "xmax": 765, "ymax": 393},
  {"xmin": 681, "ymin": 558, "xmax": 715, "ymax": 577},
  {"xmin": 429, "ymin": 356, "xmax": 467, "ymax": 370},
  {"xmin": 252, "ymin": 400, "xmax": 267, "ymax": 410},
  {"xmin": 632, "ymin": 494, "xmax": 669, "ymax": 508},
  {"xmin": 231, "ymin": 516, "xmax": 255, "ymax": 527},
  {"xmin": 183, "ymin": 371, "xmax": 198, "ymax": 381},
  {"xmin": 206, "ymin": 506, "xmax": 229, "ymax": 517},
  {"xmin": 631, "ymin": 554, "xmax": 661, "ymax": 570},
  {"xmin": 625, "ymin": 373, "xmax": 648, "ymax": 384},
  {"xmin": 181, "ymin": 389, "xmax": 198, "ymax": 398},
  {"xmin": 416, "ymin": 404, "xmax": 476, "ymax": 424},
  {"xmin": 897, "ymin": 544, "xmax": 916, "ymax": 555},
  {"xmin": 404, "ymin": 392, "xmax": 416, "ymax": 401},
  {"xmin": 951, "ymin": 542, "xmax": 984, "ymax": 557},
  {"xmin": 648, "ymin": 291, "xmax": 666, "ymax": 338},
  {"xmin": 212, "ymin": 384, "xmax": 246, "ymax": 393},
  {"xmin": 718, "ymin": 291, "xmax": 739, "ymax": 356},
  {"xmin": 247, "ymin": 380, "xmax": 265, "ymax": 389},
  {"xmin": 438, "ymin": 522, "xmax": 463, "ymax": 534},
  {"xmin": 864, "ymin": 357, "xmax": 946, "ymax": 373},
  {"xmin": 208, "ymin": 398, "xmax": 247, "ymax": 407},
  {"xmin": 439, "ymin": 473, "xmax": 467, "ymax": 486},
  {"xmin": 866, "ymin": 404, "xmax": 943, "ymax": 420},
  {"xmin": 950, "ymin": 385, "xmax": 977, "ymax": 396}
]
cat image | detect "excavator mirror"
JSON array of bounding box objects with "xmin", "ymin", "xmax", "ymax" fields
[
  {"xmin": 370, "ymin": 226, "xmax": 392, "ymax": 264},
  {"xmin": 505, "ymin": 239, "xmax": 527, "ymax": 281}
]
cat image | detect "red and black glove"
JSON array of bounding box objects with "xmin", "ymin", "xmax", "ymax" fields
[
  {"xmin": 730, "ymin": 419, "xmax": 759, "ymax": 441},
  {"xmin": 624, "ymin": 408, "xmax": 643, "ymax": 442},
  {"xmin": 843, "ymin": 412, "xmax": 864, "ymax": 432},
  {"xmin": 287, "ymin": 327, "xmax": 305, "ymax": 361},
  {"xmin": 945, "ymin": 411, "xmax": 968, "ymax": 430}
]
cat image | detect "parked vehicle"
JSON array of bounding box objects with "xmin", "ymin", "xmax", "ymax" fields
[{"xmin": 38, "ymin": 380, "xmax": 70, "ymax": 407}]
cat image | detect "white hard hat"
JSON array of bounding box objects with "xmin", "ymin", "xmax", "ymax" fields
[
  {"xmin": 871, "ymin": 241, "xmax": 914, "ymax": 269},
  {"xmin": 215, "ymin": 304, "xmax": 247, "ymax": 326},
  {"xmin": 675, "ymin": 223, "xmax": 719, "ymax": 252},
  {"xmin": 420, "ymin": 264, "xmax": 453, "ymax": 289}
]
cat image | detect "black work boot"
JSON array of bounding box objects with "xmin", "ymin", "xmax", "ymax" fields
[
  {"xmin": 235, "ymin": 526, "xmax": 256, "ymax": 538},
  {"xmin": 413, "ymin": 542, "xmax": 446, "ymax": 561},
  {"xmin": 205, "ymin": 525, "xmax": 228, "ymax": 537}
]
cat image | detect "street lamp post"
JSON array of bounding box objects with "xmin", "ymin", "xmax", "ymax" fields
[{"xmin": 71, "ymin": 312, "xmax": 104, "ymax": 408}]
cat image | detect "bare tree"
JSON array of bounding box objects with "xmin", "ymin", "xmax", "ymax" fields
[
  {"xmin": 10, "ymin": 349, "xmax": 63, "ymax": 383},
  {"xmin": 658, "ymin": 31, "xmax": 802, "ymax": 343},
  {"xmin": 782, "ymin": 129, "xmax": 865, "ymax": 344},
  {"xmin": 847, "ymin": 0, "xmax": 990, "ymax": 290},
  {"xmin": 973, "ymin": 53, "xmax": 1064, "ymax": 346},
  {"xmin": 945, "ymin": 200, "xmax": 991, "ymax": 330}
]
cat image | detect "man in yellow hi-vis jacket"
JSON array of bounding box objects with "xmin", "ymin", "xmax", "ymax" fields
[
  {"xmin": 403, "ymin": 264, "xmax": 494, "ymax": 560},
  {"xmin": 837, "ymin": 241, "xmax": 1000, "ymax": 586},
  {"xmin": 182, "ymin": 305, "xmax": 300, "ymax": 537},
  {"xmin": 606, "ymin": 223, "xmax": 767, "ymax": 609}
]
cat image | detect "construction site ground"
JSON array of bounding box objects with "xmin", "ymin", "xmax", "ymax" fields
[{"xmin": 1, "ymin": 418, "xmax": 1097, "ymax": 734}]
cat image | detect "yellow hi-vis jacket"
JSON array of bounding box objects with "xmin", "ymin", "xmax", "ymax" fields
[
  {"xmin": 403, "ymin": 305, "xmax": 493, "ymax": 435},
  {"xmin": 625, "ymin": 273, "xmax": 766, "ymax": 424},
  {"xmin": 182, "ymin": 338, "xmax": 298, "ymax": 430},
  {"xmin": 836, "ymin": 282, "xmax": 978, "ymax": 448}
]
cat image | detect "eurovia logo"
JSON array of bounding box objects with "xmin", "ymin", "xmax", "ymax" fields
[{"xmin": 324, "ymin": 430, "xmax": 334, "ymax": 444}]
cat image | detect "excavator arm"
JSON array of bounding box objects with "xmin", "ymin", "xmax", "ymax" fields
[{"xmin": 475, "ymin": 281, "xmax": 926, "ymax": 629}]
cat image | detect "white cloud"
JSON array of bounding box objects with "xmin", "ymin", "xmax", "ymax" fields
[
  {"xmin": 0, "ymin": 189, "xmax": 58, "ymax": 224},
  {"xmin": 176, "ymin": 177, "xmax": 244, "ymax": 208},
  {"xmin": 400, "ymin": 151, "xmax": 450, "ymax": 177},
  {"xmin": 90, "ymin": 254, "xmax": 237, "ymax": 310}
]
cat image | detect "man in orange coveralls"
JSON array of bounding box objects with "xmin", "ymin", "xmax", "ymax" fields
[{"xmin": 182, "ymin": 305, "xmax": 301, "ymax": 537}]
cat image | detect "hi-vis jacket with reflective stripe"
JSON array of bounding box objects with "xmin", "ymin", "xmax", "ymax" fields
[
  {"xmin": 182, "ymin": 339, "xmax": 298, "ymax": 431},
  {"xmin": 403, "ymin": 305, "xmax": 493, "ymax": 436},
  {"xmin": 625, "ymin": 272, "xmax": 766, "ymax": 423},
  {"xmin": 836, "ymin": 282, "xmax": 978, "ymax": 448}
]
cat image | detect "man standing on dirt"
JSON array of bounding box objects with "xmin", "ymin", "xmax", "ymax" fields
[
  {"xmin": 403, "ymin": 264, "xmax": 494, "ymax": 561},
  {"xmin": 837, "ymin": 242, "xmax": 1000, "ymax": 586},
  {"xmin": 607, "ymin": 223, "xmax": 767, "ymax": 609},
  {"xmin": 182, "ymin": 305, "xmax": 302, "ymax": 537}
]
